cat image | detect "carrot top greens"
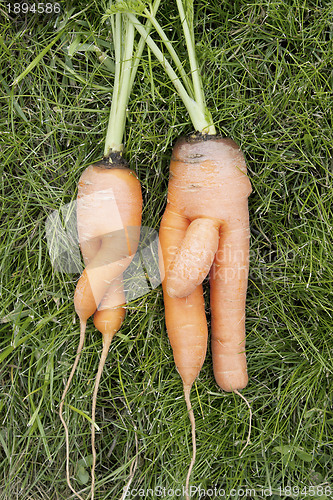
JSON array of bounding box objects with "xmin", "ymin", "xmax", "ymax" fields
[
  {"xmin": 108, "ymin": 0, "xmax": 216, "ymax": 134},
  {"xmin": 103, "ymin": 0, "xmax": 161, "ymax": 156}
]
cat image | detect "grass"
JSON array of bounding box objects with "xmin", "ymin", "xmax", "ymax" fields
[{"xmin": 0, "ymin": 0, "xmax": 332, "ymax": 499}]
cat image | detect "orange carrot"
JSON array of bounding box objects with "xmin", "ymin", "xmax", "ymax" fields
[
  {"xmin": 77, "ymin": 161, "xmax": 141, "ymax": 499},
  {"xmin": 159, "ymin": 135, "xmax": 252, "ymax": 496},
  {"xmin": 162, "ymin": 136, "xmax": 251, "ymax": 391},
  {"xmin": 59, "ymin": 159, "xmax": 142, "ymax": 500},
  {"xmin": 123, "ymin": 1, "xmax": 253, "ymax": 493}
]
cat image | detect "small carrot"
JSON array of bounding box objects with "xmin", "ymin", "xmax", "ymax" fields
[
  {"xmin": 75, "ymin": 160, "xmax": 142, "ymax": 499},
  {"xmin": 59, "ymin": 159, "xmax": 142, "ymax": 500},
  {"xmin": 57, "ymin": 0, "xmax": 162, "ymax": 495}
]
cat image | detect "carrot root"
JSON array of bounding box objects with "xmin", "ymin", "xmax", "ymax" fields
[
  {"xmin": 184, "ymin": 385, "xmax": 196, "ymax": 500},
  {"xmin": 59, "ymin": 320, "xmax": 86, "ymax": 500},
  {"xmin": 91, "ymin": 335, "xmax": 113, "ymax": 500},
  {"xmin": 234, "ymin": 389, "xmax": 252, "ymax": 457}
]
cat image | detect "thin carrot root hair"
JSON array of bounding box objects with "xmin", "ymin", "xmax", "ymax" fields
[
  {"xmin": 234, "ymin": 389, "xmax": 252, "ymax": 457},
  {"xmin": 59, "ymin": 320, "xmax": 87, "ymax": 500},
  {"xmin": 90, "ymin": 334, "xmax": 113, "ymax": 500},
  {"xmin": 119, "ymin": 426, "xmax": 139, "ymax": 500},
  {"xmin": 183, "ymin": 385, "xmax": 196, "ymax": 500}
]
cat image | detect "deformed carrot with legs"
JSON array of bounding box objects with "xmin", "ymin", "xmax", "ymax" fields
[
  {"xmin": 122, "ymin": 2, "xmax": 252, "ymax": 496},
  {"xmin": 163, "ymin": 136, "xmax": 252, "ymax": 393},
  {"xmin": 159, "ymin": 136, "xmax": 252, "ymax": 496},
  {"xmin": 58, "ymin": 3, "xmax": 163, "ymax": 497}
]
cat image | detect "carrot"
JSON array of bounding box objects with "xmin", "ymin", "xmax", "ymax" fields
[
  {"xmin": 74, "ymin": 161, "xmax": 142, "ymax": 326},
  {"xmin": 59, "ymin": 158, "xmax": 142, "ymax": 500},
  {"xmin": 57, "ymin": 1, "xmax": 164, "ymax": 495},
  {"xmin": 76, "ymin": 160, "xmax": 142, "ymax": 498},
  {"xmin": 159, "ymin": 135, "xmax": 251, "ymax": 496},
  {"xmin": 166, "ymin": 217, "xmax": 220, "ymax": 299},
  {"xmin": 123, "ymin": 2, "xmax": 252, "ymax": 495},
  {"xmin": 161, "ymin": 135, "xmax": 251, "ymax": 394}
]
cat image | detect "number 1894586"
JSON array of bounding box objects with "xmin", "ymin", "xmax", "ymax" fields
[{"xmin": 7, "ymin": 3, "xmax": 61, "ymax": 15}]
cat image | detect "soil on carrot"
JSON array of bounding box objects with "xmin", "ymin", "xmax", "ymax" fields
[{"xmin": 93, "ymin": 153, "xmax": 129, "ymax": 169}]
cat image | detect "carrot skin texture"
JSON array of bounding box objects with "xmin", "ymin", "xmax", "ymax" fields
[
  {"xmin": 166, "ymin": 217, "xmax": 220, "ymax": 298},
  {"xmin": 160, "ymin": 135, "xmax": 252, "ymax": 392},
  {"xmin": 159, "ymin": 207, "xmax": 208, "ymax": 388},
  {"xmin": 93, "ymin": 274, "xmax": 126, "ymax": 342},
  {"xmin": 74, "ymin": 164, "xmax": 142, "ymax": 323}
]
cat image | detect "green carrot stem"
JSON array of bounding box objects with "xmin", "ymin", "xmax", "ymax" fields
[
  {"xmin": 126, "ymin": 12, "xmax": 215, "ymax": 134},
  {"xmin": 128, "ymin": 0, "xmax": 162, "ymax": 91},
  {"xmin": 142, "ymin": 6, "xmax": 194, "ymax": 98},
  {"xmin": 104, "ymin": 18, "xmax": 135, "ymax": 155},
  {"xmin": 175, "ymin": 0, "xmax": 207, "ymax": 116},
  {"xmin": 104, "ymin": 0, "xmax": 164, "ymax": 156},
  {"xmin": 104, "ymin": 13, "xmax": 124, "ymax": 156}
]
